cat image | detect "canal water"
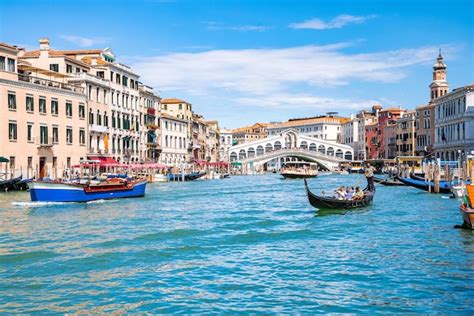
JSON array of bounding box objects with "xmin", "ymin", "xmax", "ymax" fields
[{"xmin": 0, "ymin": 174, "xmax": 473, "ymax": 313}]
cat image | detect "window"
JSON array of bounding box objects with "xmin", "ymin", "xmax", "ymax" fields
[
  {"xmin": 96, "ymin": 71, "xmax": 104, "ymax": 78},
  {"xmin": 110, "ymin": 71, "xmax": 114, "ymax": 82},
  {"xmin": 27, "ymin": 123, "xmax": 33, "ymax": 142},
  {"xmin": 79, "ymin": 104, "xmax": 85, "ymax": 119},
  {"xmin": 79, "ymin": 129, "xmax": 85, "ymax": 145},
  {"xmin": 122, "ymin": 76, "xmax": 128, "ymax": 86},
  {"xmin": 97, "ymin": 111, "xmax": 102, "ymax": 125},
  {"xmin": 104, "ymin": 112, "xmax": 109, "ymax": 127},
  {"xmin": 66, "ymin": 102, "xmax": 72, "ymax": 117},
  {"xmin": 75, "ymin": 67, "xmax": 80, "ymax": 73},
  {"xmin": 52, "ymin": 126, "xmax": 59, "ymax": 143},
  {"xmin": 26, "ymin": 95, "xmax": 34, "ymax": 112},
  {"xmin": 8, "ymin": 121, "xmax": 17, "ymax": 140},
  {"xmin": 9, "ymin": 157, "xmax": 15, "ymax": 170},
  {"xmin": 53, "ymin": 157, "xmax": 57, "ymax": 168},
  {"xmin": 112, "ymin": 113, "xmax": 116, "ymax": 128},
  {"xmin": 66, "ymin": 128, "xmax": 73, "ymax": 144},
  {"xmin": 116, "ymin": 73, "xmax": 120, "ymax": 84},
  {"xmin": 40, "ymin": 125, "xmax": 48, "ymax": 145},
  {"xmin": 51, "ymin": 99, "xmax": 58, "ymax": 115},
  {"xmin": 8, "ymin": 92, "xmax": 16, "ymax": 110},
  {"xmin": 0, "ymin": 56, "xmax": 4, "ymax": 70},
  {"xmin": 49, "ymin": 64, "xmax": 59, "ymax": 72},
  {"xmin": 7, "ymin": 58, "xmax": 15, "ymax": 72},
  {"xmin": 67, "ymin": 157, "xmax": 71, "ymax": 168},
  {"xmin": 28, "ymin": 157, "xmax": 33, "ymax": 169},
  {"xmin": 39, "ymin": 98, "xmax": 46, "ymax": 114},
  {"xmin": 66, "ymin": 64, "xmax": 73, "ymax": 73},
  {"xmin": 89, "ymin": 110, "xmax": 94, "ymax": 125}
]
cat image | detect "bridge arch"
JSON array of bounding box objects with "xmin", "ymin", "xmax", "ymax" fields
[
  {"xmin": 327, "ymin": 147, "xmax": 334, "ymax": 156},
  {"xmin": 336, "ymin": 149, "xmax": 343, "ymax": 158},
  {"xmin": 239, "ymin": 149, "xmax": 246, "ymax": 160},
  {"xmin": 318, "ymin": 144, "xmax": 326, "ymax": 155},
  {"xmin": 309, "ymin": 143, "xmax": 317, "ymax": 151},
  {"xmin": 274, "ymin": 141, "xmax": 282, "ymax": 150},
  {"xmin": 300, "ymin": 141, "xmax": 308, "ymax": 150},
  {"xmin": 257, "ymin": 145, "xmax": 264, "ymax": 156},
  {"xmin": 230, "ymin": 152, "xmax": 237, "ymax": 161},
  {"xmin": 345, "ymin": 151, "xmax": 353, "ymax": 160},
  {"xmin": 265, "ymin": 143, "xmax": 273, "ymax": 153},
  {"xmin": 248, "ymin": 147, "xmax": 256, "ymax": 158}
]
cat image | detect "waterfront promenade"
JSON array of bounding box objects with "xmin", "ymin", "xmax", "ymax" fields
[{"xmin": 0, "ymin": 174, "xmax": 472, "ymax": 313}]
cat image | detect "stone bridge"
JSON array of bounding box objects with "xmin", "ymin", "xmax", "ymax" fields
[{"xmin": 229, "ymin": 129, "xmax": 353, "ymax": 172}]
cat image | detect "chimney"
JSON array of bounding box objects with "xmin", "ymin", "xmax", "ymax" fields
[{"xmin": 39, "ymin": 38, "xmax": 50, "ymax": 51}]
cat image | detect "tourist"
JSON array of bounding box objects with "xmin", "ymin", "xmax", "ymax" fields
[
  {"xmin": 353, "ymin": 187, "xmax": 364, "ymax": 200},
  {"xmin": 335, "ymin": 186, "xmax": 346, "ymax": 200},
  {"xmin": 346, "ymin": 187, "xmax": 354, "ymax": 199}
]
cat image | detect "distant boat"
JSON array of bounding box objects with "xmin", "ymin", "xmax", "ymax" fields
[
  {"xmin": 29, "ymin": 178, "xmax": 147, "ymax": 202},
  {"xmin": 373, "ymin": 175, "xmax": 405, "ymax": 186},
  {"xmin": 281, "ymin": 162, "xmax": 318, "ymax": 179},
  {"xmin": 304, "ymin": 177, "xmax": 375, "ymax": 210},
  {"xmin": 167, "ymin": 171, "xmax": 206, "ymax": 181}
]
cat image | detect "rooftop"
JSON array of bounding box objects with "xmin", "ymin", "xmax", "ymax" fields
[{"xmin": 161, "ymin": 98, "xmax": 188, "ymax": 104}]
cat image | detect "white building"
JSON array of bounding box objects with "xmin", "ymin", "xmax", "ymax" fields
[
  {"xmin": 433, "ymin": 84, "xmax": 474, "ymax": 162},
  {"xmin": 267, "ymin": 116, "xmax": 348, "ymax": 142},
  {"xmin": 159, "ymin": 114, "xmax": 188, "ymax": 167},
  {"xmin": 219, "ymin": 129, "xmax": 233, "ymax": 162},
  {"xmin": 340, "ymin": 115, "xmax": 359, "ymax": 156}
]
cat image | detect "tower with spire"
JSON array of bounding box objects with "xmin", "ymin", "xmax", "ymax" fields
[{"xmin": 429, "ymin": 49, "xmax": 449, "ymax": 101}]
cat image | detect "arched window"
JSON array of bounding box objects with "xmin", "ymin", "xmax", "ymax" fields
[
  {"xmin": 257, "ymin": 145, "xmax": 264, "ymax": 156},
  {"xmin": 265, "ymin": 143, "xmax": 273, "ymax": 153},
  {"xmin": 309, "ymin": 143, "xmax": 317, "ymax": 151},
  {"xmin": 318, "ymin": 145, "xmax": 325, "ymax": 154},
  {"xmin": 300, "ymin": 141, "xmax": 308, "ymax": 150},
  {"xmin": 248, "ymin": 147, "xmax": 256, "ymax": 158},
  {"xmin": 327, "ymin": 147, "xmax": 334, "ymax": 156},
  {"xmin": 230, "ymin": 152, "xmax": 237, "ymax": 161},
  {"xmin": 274, "ymin": 141, "xmax": 282, "ymax": 151},
  {"xmin": 344, "ymin": 151, "xmax": 353, "ymax": 161},
  {"xmin": 239, "ymin": 149, "xmax": 246, "ymax": 160},
  {"xmin": 336, "ymin": 149, "xmax": 343, "ymax": 158}
]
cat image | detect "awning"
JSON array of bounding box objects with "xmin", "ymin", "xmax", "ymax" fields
[
  {"xmin": 0, "ymin": 156, "xmax": 9, "ymax": 163},
  {"xmin": 231, "ymin": 162, "xmax": 242, "ymax": 166},
  {"xmin": 87, "ymin": 156, "xmax": 119, "ymax": 166}
]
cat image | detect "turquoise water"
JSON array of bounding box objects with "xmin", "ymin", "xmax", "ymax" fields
[{"xmin": 0, "ymin": 174, "xmax": 473, "ymax": 313}]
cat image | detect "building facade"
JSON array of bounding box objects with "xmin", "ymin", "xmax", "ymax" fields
[
  {"xmin": 1, "ymin": 42, "xmax": 88, "ymax": 178},
  {"xmin": 159, "ymin": 114, "xmax": 188, "ymax": 167},
  {"xmin": 340, "ymin": 115, "xmax": 358, "ymax": 157},
  {"xmin": 415, "ymin": 103, "xmax": 435, "ymax": 156},
  {"xmin": 433, "ymin": 84, "xmax": 474, "ymax": 161},
  {"xmin": 232, "ymin": 123, "xmax": 268, "ymax": 145},
  {"xmin": 396, "ymin": 111, "xmax": 416, "ymax": 156}
]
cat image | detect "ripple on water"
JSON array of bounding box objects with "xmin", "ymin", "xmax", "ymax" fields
[{"xmin": 0, "ymin": 174, "xmax": 473, "ymax": 314}]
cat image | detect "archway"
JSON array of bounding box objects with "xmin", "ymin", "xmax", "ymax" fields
[
  {"xmin": 274, "ymin": 141, "xmax": 282, "ymax": 151},
  {"xmin": 230, "ymin": 152, "xmax": 237, "ymax": 161},
  {"xmin": 300, "ymin": 141, "xmax": 308, "ymax": 150},
  {"xmin": 318, "ymin": 145, "xmax": 326, "ymax": 155},
  {"xmin": 336, "ymin": 149, "xmax": 343, "ymax": 158},
  {"xmin": 265, "ymin": 143, "xmax": 273, "ymax": 153},
  {"xmin": 309, "ymin": 143, "xmax": 317, "ymax": 151},
  {"xmin": 248, "ymin": 147, "xmax": 256, "ymax": 158},
  {"xmin": 344, "ymin": 151, "xmax": 353, "ymax": 160},
  {"xmin": 239, "ymin": 149, "xmax": 246, "ymax": 160},
  {"xmin": 327, "ymin": 147, "xmax": 334, "ymax": 156},
  {"xmin": 257, "ymin": 145, "xmax": 264, "ymax": 156}
]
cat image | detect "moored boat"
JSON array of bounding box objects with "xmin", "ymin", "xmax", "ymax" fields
[
  {"xmin": 29, "ymin": 178, "xmax": 147, "ymax": 202},
  {"xmin": 459, "ymin": 184, "xmax": 474, "ymax": 229},
  {"xmin": 396, "ymin": 175, "xmax": 452, "ymax": 193},
  {"xmin": 373, "ymin": 175, "xmax": 405, "ymax": 186},
  {"xmin": 0, "ymin": 176, "xmax": 22, "ymax": 191},
  {"xmin": 304, "ymin": 177, "xmax": 375, "ymax": 210}
]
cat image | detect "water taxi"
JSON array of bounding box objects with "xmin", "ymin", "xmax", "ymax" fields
[{"xmin": 280, "ymin": 162, "xmax": 318, "ymax": 179}]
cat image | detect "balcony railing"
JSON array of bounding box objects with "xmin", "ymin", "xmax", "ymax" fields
[
  {"xmin": 89, "ymin": 124, "xmax": 109, "ymax": 134},
  {"xmin": 36, "ymin": 137, "xmax": 54, "ymax": 148},
  {"xmin": 18, "ymin": 73, "xmax": 84, "ymax": 94}
]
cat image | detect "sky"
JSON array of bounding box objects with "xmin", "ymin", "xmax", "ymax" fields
[{"xmin": 1, "ymin": 0, "xmax": 473, "ymax": 128}]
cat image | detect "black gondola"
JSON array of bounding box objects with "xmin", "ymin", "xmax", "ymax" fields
[
  {"xmin": 0, "ymin": 176, "xmax": 22, "ymax": 191},
  {"xmin": 304, "ymin": 177, "xmax": 375, "ymax": 210},
  {"xmin": 373, "ymin": 175, "xmax": 405, "ymax": 186}
]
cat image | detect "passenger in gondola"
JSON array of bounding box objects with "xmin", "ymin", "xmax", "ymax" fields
[
  {"xmin": 346, "ymin": 187, "xmax": 354, "ymax": 199},
  {"xmin": 335, "ymin": 186, "xmax": 346, "ymax": 200},
  {"xmin": 353, "ymin": 187, "xmax": 364, "ymax": 200}
]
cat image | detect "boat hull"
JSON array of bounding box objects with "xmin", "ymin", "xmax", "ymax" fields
[
  {"xmin": 460, "ymin": 204, "xmax": 474, "ymax": 229},
  {"xmin": 29, "ymin": 180, "xmax": 147, "ymax": 202},
  {"xmin": 281, "ymin": 172, "xmax": 317, "ymax": 179},
  {"xmin": 396, "ymin": 176, "xmax": 452, "ymax": 193}
]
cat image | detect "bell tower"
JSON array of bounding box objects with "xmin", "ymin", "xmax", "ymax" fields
[{"xmin": 429, "ymin": 49, "xmax": 448, "ymax": 101}]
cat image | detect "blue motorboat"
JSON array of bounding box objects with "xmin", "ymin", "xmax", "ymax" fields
[
  {"xmin": 396, "ymin": 175, "xmax": 452, "ymax": 193},
  {"xmin": 29, "ymin": 178, "xmax": 147, "ymax": 202}
]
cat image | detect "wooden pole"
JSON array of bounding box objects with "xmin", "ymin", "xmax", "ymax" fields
[{"xmin": 434, "ymin": 163, "xmax": 440, "ymax": 193}]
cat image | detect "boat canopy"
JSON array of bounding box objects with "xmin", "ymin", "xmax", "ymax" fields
[
  {"xmin": 87, "ymin": 156, "xmax": 120, "ymax": 166},
  {"xmin": 195, "ymin": 160, "xmax": 229, "ymax": 167},
  {"xmin": 0, "ymin": 156, "xmax": 9, "ymax": 163}
]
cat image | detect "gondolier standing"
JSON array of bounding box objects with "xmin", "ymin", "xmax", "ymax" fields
[{"xmin": 364, "ymin": 163, "xmax": 376, "ymax": 192}]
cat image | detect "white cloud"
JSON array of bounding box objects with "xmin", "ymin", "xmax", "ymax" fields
[
  {"xmin": 59, "ymin": 35, "xmax": 109, "ymax": 48},
  {"xmin": 289, "ymin": 14, "xmax": 376, "ymax": 30},
  {"xmin": 131, "ymin": 43, "xmax": 453, "ymax": 115},
  {"xmin": 205, "ymin": 22, "xmax": 271, "ymax": 32}
]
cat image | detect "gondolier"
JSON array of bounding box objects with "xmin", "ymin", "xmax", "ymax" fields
[{"xmin": 364, "ymin": 163, "xmax": 376, "ymax": 192}]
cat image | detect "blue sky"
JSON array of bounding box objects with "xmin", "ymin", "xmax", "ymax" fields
[{"xmin": 1, "ymin": 0, "xmax": 473, "ymax": 128}]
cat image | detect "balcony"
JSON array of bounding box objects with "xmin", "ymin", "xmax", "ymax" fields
[
  {"xmin": 70, "ymin": 72, "xmax": 110, "ymax": 88},
  {"xmin": 89, "ymin": 124, "xmax": 109, "ymax": 134},
  {"xmin": 18, "ymin": 73, "xmax": 84, "ymax": 94},
  {"xmin": 36, "ymin": 137, "xmax": 54, "ymax": 148}
]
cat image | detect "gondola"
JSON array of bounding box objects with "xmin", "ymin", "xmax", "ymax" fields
[
  {"xmin": 304, "ymin": 177, "xmax": 375, "ymax": 210},
  {"xmin": 396, "ymin": 175, "xmax": 452, "ymax": 193},
  {"xmin": 14, "ymin": 177, "xmax": 34, "ymax": 190},
  {"xmin": 373, "ymin": 175, "xmax": 405, "ymax": 186},
  {"xmin": 0, "ymin": 176, "xmax": 22, "ymax": 191}
]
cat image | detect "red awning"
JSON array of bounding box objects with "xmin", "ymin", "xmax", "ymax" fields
[{"xmin": 88, "ymin": 156, "xmax": 119, "ymax": 166}]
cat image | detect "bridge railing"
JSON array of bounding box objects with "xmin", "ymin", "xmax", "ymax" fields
[{"xmin": 236, "ymin": 147, "xmax": 349, "ymax": 164}]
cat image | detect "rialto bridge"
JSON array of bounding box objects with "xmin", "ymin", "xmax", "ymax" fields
[{"xmin": 228, "ymin": 129, "xmax": 353, "ymax": 172}]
